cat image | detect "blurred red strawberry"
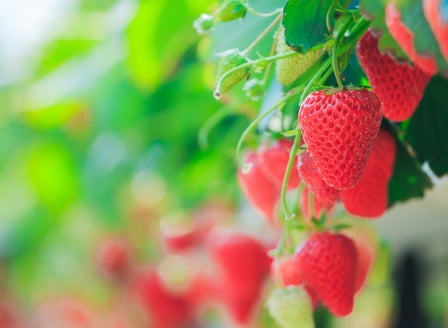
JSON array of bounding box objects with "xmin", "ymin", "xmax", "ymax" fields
[
  {"xmin": 237, "ymin": 152, "xmax": 281, "ymax": 223},
  {"xmin": 96, "ymin": 238, "xmax": 131, "ymax": 281},
  {"xmin": 258, "ymin": 138, "xmax": 300, "ymax": 190},
  {"xmin": 205, "ymin": 229, "xmax": 271, "ymax": 324},
  {"xmin": 130, "ymin": 269, "xmax": 194, "ymax": 328}
]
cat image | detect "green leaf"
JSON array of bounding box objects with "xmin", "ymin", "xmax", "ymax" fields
[
  {"xmin": 282, "ymin": 0, "xmax": 333, "ymax": 52},
  {"xmin": 388, "ymin": 134, "xmax": 433, "ymax": 206},
  {"xmin": 403, "ymin": 76, "xmax": 448, "ymax": 177},
  {"xmin": 127, "ymin": 0, "xmax": 209, "ymax": 90}
]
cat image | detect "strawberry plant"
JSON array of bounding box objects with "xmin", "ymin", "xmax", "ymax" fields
[
  {"xmin": 1, "ymin": 0, "xmax": 448, "ymax": 327},
  {"xmin": 194, "ymin": 0, "xmax": 448, "ymax": 326}
]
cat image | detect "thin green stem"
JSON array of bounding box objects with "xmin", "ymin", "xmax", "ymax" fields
[
  {"xmin": 326, "ymin": 0, "xmax": 340, "ymax": 35},
  {"xmin": 332, "ymin": 47, "xmax": 344, "ymax": 88},
  {"xmin": 331, "ymin": 14, "xmax": 354, "ymax": 88},
  {"xmin": 299, "ymin": 56, "xmax": 333, "ymax": 104},
  {"xmin": 348, "ymin": 15, "xmax": 370, "ymax": 39},
  {"xmin": 281, "ymin": 129, "xmax": 301, "ymax": 220},
  {"xmin": 261, "ymin": 25, "xmax": 281, "ymax": 85},
  {"xmin": 242, "ymin": 13, "xmax": 282, "ymax": 56},
  {"xmin": 244, "ymin": 3, "xmax": 283, "ymax": 18},
  {"xmin": 198, "ymin": 105, "xmax": 233, "ymax": 150},
  {"xmin": 236, "ymin": 90, "xmax": 301, "ymax": 167},
  {"xmin": 236, "ymin": 101, "xmax": 283, "ymax": 167},
  {"xmin": 214, "ymin": 50, "xmax": 299, "ymax": 99}
]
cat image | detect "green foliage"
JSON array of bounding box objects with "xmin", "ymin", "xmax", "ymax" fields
[
  {"xmin": 388, "ymin": 133, "xmax": 433, "ymax": 206},
  {"xmin": 127, "ymin": 0, "xmax": 211, "ymax": 90},
  {"xmin": 404, "ymin": 76, "xmax": 448, "ymax": 177},
  {"xmin": 282, "ymin": 0, "xmax": 334, "ymax": 52}
]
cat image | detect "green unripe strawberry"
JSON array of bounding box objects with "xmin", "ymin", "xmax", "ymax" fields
[
  {"xmin": 267, "ymin": 286, "xmax": 315, "ymax": 328},
  {"xmin": 275, "ymin": 29, "xmax": 322, "ymax": 86},
  {"xmin": 215, "ymin": 49, "xmax": 251, "ymax": 98},
  {"xmin": 215, "ymin": 0, "xmax": 247, "ymax": 22},
  {"xmin": 193, "ymin": 14, "xmax": 214, "ymax": 35}
]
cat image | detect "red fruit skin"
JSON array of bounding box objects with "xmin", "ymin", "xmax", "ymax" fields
[
  {"xmin": 271, "ymin": 256, "xmax": 319, "ymax": 308},
  {"xmin": 238, "ymin": 152, "xmax": 280, "ymax": 222},
  {"xmin": 299, "ymin": 186, "xmax": 336, "ymax": 222},
  {"xmin": 424, "ymin": 0, "xmax": 448, "ymax": 61},
  {"xmin": 295, "ymin": 232, "xmax": 358, "ymax": 317},
  {"xmin": 184, "ymin": 273, "xmax": 217, "ymax": 310},
  {"xmin": 206, "ymin": 229, "xmax": 271, "ymax": 324},
  {"xmin": 385, "ymin": 3, "xmax": 438, "ymax": 75},
  {"xmin": 340, "ymin": 129, "xmax": 397, "ymax": 218},
  {"xmin": 357, "ymin": 30, "xmax": 432, "ymax": 122},
  {"xmin": 298, "ymin": 150, "xmax": 339, "ymax": 208},
  {"xmin": 258, "ymin": 139, "xmax": 300, "ymax": 190},
  {"xmin": 273, "ymin": 255, "xmax": 302, "ymax": 286},
  {"xmin": 97, "ymin": 239, "xmax": 130, "ymax": 280},
  {"xmin": 299, "ymin": 89, "xmax": 382, "ymax": 190},
  {"xmin": 130, "ymin": 269, "xmax": 192, "ymax": 328}
]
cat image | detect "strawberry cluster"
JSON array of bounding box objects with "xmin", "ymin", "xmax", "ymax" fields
[{"xmin": 200, "ymin": 0, "xmax": 448, "ymax": 325}]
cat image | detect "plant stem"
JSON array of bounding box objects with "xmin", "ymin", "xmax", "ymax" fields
[
  {"xmin": 326, "ymin": 0, "xmax": 340, "ymax": 34},
  {"xmin": 214, "ymin": 50, "xmax": 299, "ymax": 99},
  {"xmin": 331, "ymin": 14, "xmax": 354, "ymax": 88},
  {"xmin": 244, "ymin": 3, "xmax": 283, "ymax": 18},
  {"xmin": 198, "ymin": 105, "xmax": 234, "ymax": 149},
  {"xmin": 280, "ymin": 129, "xmax": 301, "ymax": 220},
  {"xmin": 235, "ymin": 101, "xmax": 283, "ymax": 167},
  {"xmin": 235, "ymin": 89, "xmax": 301, "ymax": 167},
  {"xmin": 332, "ymin": 48, "xmax": 344, "ymax": 88},
  {"xmin": 242, "ymin": 13, "xmax": 282, "ymax": 56},
  {"xmin": 261, "ymin": 24, "xmax": 281, "ymax": 85}
]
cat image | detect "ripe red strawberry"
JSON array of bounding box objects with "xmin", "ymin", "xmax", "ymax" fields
[
  {"xmin": 298, "ymin": 150, "xmax": 339, "ymax": 207},
  {"xmin": 294, "ymin": 232, "xmax": 358, "ymax": 316},
  {"xmin": 237, "ymin": 151, "xmax": 281, "ymax": 223},
  {"xmin": 298, "ymin": 89, "xmax": 382, "ymax": 190},
  {"xmin": 423, "ymin": 0, "xmax": 448, "ymax": 61},
  {"xmin": 340, "ymin": 129, "xmax": 396, "ymax": 218},
  {"xmin": 130, "ymin": 269, "xmax": 193, "ymax": 328},
  {"xmin": 184, "ymin": 272, "xmax": 217, "ymax": 310},
  {"xmin": 271, "ymin": 256, "xmax": 319, "ymax": 308},
  {"xmin": 205, "ymin": 229, "xmax": 271, "ymax": 324},
  {"xmin": 356, "ymin": 30, "xmax": 432, "ymax": 122},
  {"xmin": 385, "ymin": 3, "xmax": 438, "ymax": 75},
  {"xmin": 258, "ymin": 138, "xmax": 300, "ymax": 190},
  {"xmin": 343, "ymin": 224, "xmax": 378, "ymax": 293},
  {"xmin": 272, "ymin": 255, "xmax": 302, "ymax": 286},
  {"xmin": 299, "ymin": 186, "xmax": 336, "ymax": 222}
]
